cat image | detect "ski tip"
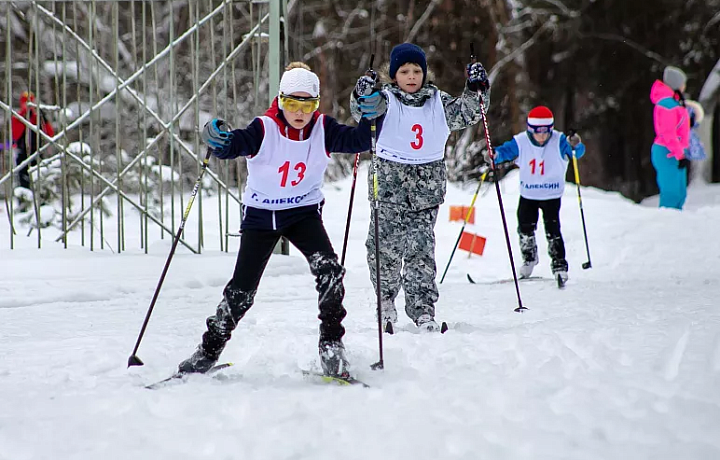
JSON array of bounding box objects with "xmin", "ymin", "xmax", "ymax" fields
[
  {"xmin": 301, "ymin": 370, "xmax": 370, "ymax": 388},
  {"xmin": 466, "ymin": 273, "xmax": 476, "ymax": 284},
  {"xmin": 440, "ymin": 322, "xmax": 449, "ymax": 334}
]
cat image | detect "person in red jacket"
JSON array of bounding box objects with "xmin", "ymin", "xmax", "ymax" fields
[{"xmin": 11, "ymin": 91, "xmax": 55, "ymax": 189}]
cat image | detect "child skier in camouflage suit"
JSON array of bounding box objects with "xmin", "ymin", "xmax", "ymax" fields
[
  {"xmin": 491, "ymin": 106, "xmax": 585, "ymax": 284},
  {"xmin": 179, "ymin": 63, "xmax": 385, "ymax": 378},
  {"xmin": 350, "ymin": 43, "xmax": 490, "ymax": 332}
]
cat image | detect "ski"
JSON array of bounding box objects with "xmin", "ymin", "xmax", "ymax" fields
[
  {"xmin": 145, "ymin": 362, "xmax": 234, "ymax": 389},
  {"xmin": 385, "ymin": 321, "xmax": 448, "ymax": 334},
  {"xmin": 467, "ymin": 273, "xmax": 549, "ymax": 285},
  {"xmin": 301, "ymin": 370, "xmax": 370, "ymax": 388}
]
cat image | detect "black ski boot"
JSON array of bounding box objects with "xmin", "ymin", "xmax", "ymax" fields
[
  {"xmin": 319, "ymin": 340, "xmax": 350, "ymax": 378},
  {"xmin": 177, "ymin": 285, "xmax": 255, "ymax": 374},
  {"xmin": 548, "ymin": 235, "xmax": 569, "ymax": 287},
  {"xmin": 178, "ymin": 346, "xmax": 220, "ymax": 374}
]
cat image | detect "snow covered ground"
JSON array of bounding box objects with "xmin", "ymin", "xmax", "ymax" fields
[{"xmin": 1, "ymin": 165, "xmax": 719, "ymax": 460}]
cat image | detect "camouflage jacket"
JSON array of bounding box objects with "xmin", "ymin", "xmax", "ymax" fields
[{"xmin": 351, "ymin": 82, "xmax": 488, "ymax": 210}]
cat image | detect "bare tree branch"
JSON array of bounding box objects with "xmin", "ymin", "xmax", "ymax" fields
[
  {"xmin": 580, "ymin": 32, "xmax": 668, "ymax": 65},
  {"xmin": 489, "ymin": 21, "xmax": 552, "ymax": 82},
  {"xmin": 405, "ymin": 0, "xmax": 441, "ymax": 43}
]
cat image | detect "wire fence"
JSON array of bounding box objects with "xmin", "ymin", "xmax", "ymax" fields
[{"xmin": 1, "ymin": 0, "xmax": 280, "ymax": 253}]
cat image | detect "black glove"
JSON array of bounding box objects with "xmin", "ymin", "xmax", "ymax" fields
[
  {"xmin": 678, "ymin": 158, "xmax": 690, "ymax": 169},
  {"xmin": 466, "ymin": 62, "xmax": 489, "ymax": 92}
]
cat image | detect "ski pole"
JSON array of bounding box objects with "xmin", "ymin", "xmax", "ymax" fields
[
  {"xmin": 340, "ymin": 152, "xmax": 360, "ymax": 266},
  {"xmin": 439, "ymin": 166, "xmax": 489, "ymax": 284},
  {"xmin": 369, "ymin": 120, "xmax": 384, "ymax": 370},
  {"xmin": 366, "ymin": 83, "xmax": 385, "ymax": 369},
  {"xmin": 470, "ymin": 43, "xmax": 526, "ymax": 312},
  {"xmin": 568, "ymin": 130, "xmax": 592, "ymax": 269},
  {"xmin": 128, "ymin": 146, "xmax": 216, "ymax": 367},
  {"xmin": 340, "ymin": 54, "xmax": 376, "ymax": 266}
]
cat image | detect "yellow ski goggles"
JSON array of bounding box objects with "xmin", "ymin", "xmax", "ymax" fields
[{"xmin": 279, "ymin": 94, "xmax": 320, "ymax": 114}]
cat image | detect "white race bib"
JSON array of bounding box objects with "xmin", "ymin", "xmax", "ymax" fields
[
  {"xmin": 243, "ymin": 116, "xmax": 330, "ymax": 210},
  {"xmin": 515, "ymin": 130, "xmax": 568, "ymax": 200},
  {"xmin": 376, "ymin": 90, "xmax": 450, "ymax": 164}
]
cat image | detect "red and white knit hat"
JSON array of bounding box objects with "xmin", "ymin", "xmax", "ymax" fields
[{"xmin": 527, "ymin": 106, "xmax": 554, "ymax": 133}]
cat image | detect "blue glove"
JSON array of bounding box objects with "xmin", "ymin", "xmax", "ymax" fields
[
  {"xmin": 466, "ymin": 62, "xmax": 489, "ymax": 92},
  {"xmin": 358, "ymin": 91, "xmax": 387, "ymax": 120},
  {"xmin": 201, "ymin": 119, "xmax": 233, "ymax": 153}
]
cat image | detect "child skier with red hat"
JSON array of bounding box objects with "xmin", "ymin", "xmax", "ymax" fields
[{"xmin": 490, "ymin": 106, "xmax": 586, "ymax": 285}]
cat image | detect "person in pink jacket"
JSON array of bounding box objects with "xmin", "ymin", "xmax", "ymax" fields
[{"xmin": 650, "ymin": 66, "xmax": 690, "ymax": 210}]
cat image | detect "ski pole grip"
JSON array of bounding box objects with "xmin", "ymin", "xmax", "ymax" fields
[{"xmin": 366, "ymin": 53, "xmax": 377, "ymax": 81}]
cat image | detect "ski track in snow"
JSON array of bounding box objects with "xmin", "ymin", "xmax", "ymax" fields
[{"xmin": 1, "ymin": 167, "xmax": 719, "ymax": 460}]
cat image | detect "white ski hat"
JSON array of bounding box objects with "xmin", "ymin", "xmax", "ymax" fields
[{"xmin": 279, "ymin": 68, "xmax": 320, "ymax": 98}]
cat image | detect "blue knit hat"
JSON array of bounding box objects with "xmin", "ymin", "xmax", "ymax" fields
[{"xmin": 389, "ymin": 43, "xmax": 427, "ymax": 83}]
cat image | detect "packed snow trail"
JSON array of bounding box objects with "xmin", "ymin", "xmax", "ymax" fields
[{"xmin": 1, "ymin": 167, "xmax": 719, "ymax": 459}]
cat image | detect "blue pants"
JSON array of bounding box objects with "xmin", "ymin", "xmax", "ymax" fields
[{"xmin": 651, "ymin": 144, "xmax": 687, "ymax": 210}]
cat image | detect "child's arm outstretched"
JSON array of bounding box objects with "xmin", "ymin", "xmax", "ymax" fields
[
  {"xmin": 492, "ymin": 138, "xmax": 520, "ymax": 164},
  {"xmin": 324, "ymin": 116, "xmax": 382, "ymax": 154},
  {"xmin": 202, "ymin": 118, "xmax": 264, "ymax": 160}
]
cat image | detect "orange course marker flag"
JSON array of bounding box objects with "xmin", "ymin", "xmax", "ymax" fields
[
  {"xmin": 458, "ymin": 231, "xmax": 486, "ymax": 256},
  {"xmin": 449, "ymin": 206, "xmax": 475, "ymax": 224}
]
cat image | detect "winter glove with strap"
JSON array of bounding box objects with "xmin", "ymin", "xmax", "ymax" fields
[
  {"xmin": 466, "ymin": 62, "xmax": 489, "ymax": 92},
  {"xmin": 358, "ymin": 92, "xmax": 387, "ymax": 120},
  {"xmin": 354, "ymin": 72, "xmax": 378, "ymax": 98},
  {"xmin": 201, "ymin": 119, "xmax": 233, "ymax": 155}
]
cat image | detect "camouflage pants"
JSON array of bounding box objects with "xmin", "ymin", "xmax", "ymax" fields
[{"xmin": 366, "ymin": 203, "xmax": 440, "ymax": 322}]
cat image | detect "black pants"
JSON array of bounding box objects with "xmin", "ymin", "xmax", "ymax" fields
[
  {"xmin": 198, "ymin": 213, "xmax": 347, "ymax": 358},
  {"xmin": 517, "ymin": 196, "xmax": 568, "ymax": 272}
]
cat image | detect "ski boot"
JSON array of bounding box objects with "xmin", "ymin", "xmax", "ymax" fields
[
  {"xmin": 376, "ymin": 299, "xmax": 398, "ymax": 334},
  {"xmin": 415, "ymin": 314, "xmax": 441, "ymax": 333},
  {"xmin": 551, "ymin": 256, "xmax": 569, "ymax": 289},
  {"xmin": 319, "ymin": 340, "xmax": 351, "ymax": 378},
  {"xmin": 178, "ymin": 346, "xmax": 220, "ymax": 374},
  {"xmin": 518, "ymin": 234, "xmax": 539, "ymax": 278}
]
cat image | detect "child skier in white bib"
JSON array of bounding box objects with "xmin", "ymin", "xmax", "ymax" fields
[
  {"xmin": 350, "ymin": 43, "xmax": 490, "ymax": 332},
  {"xmin": 179, "ymin": 63, "xmax": 385, "ymax": 378},
  {"xmin": 491, "ymin": 106, "xmax": 586, "ymax": 283}
]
